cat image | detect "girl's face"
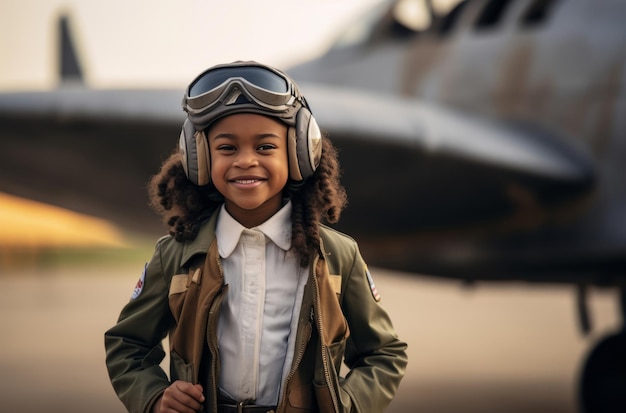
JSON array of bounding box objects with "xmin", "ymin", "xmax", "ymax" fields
[{"xmin": 208, "ymin": 113, "xmax": 289, "ymax": 228}]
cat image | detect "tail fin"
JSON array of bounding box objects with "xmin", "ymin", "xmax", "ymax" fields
[{"xmin": 58, "ymin": 15, "xmax": 84, "ymax": 84}]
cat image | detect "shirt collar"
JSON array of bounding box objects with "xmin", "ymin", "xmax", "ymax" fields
[{"xmin": 216, "ymin": 201, "xmax": 293, "ymax": 258}]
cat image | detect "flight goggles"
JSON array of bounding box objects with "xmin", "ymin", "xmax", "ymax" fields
[{"xmin": 182, "ymin": 61, "xmax": 307, "ymax": 129}]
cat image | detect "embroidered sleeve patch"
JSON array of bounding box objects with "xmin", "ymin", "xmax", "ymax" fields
[
  {"xmin": 365, "ymin": 266, "xmax": 381, "ymax": 302},
  {"xmin": 131, "ymin": 263, "xmax": 147, "ymax": 300}
]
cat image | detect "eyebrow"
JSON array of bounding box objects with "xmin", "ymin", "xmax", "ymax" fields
[{"xmin": 211, "ymin": 133, "xmax": 282, "ymax": 141}]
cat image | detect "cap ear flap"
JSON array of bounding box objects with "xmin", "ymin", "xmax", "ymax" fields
[
  {"xmin": 195, "ymin": 129, "xmax": 211, "ymax": 186},
  {"xmin": 287, "ymin": 126, "xmax": 304, "ymax": 182},
  {"xmin": 294, "ymin": 108, "xmax": 321, "ymax": 181},
  {"xmin": 307, "ymin": 115, "xmax": 322, "ymax": 171},
  {"xmin": 179, "ymin": 118, "xmax": 196, "ymax": 183},
  {"xmin": 179, "ymin": 118, "xmax": 211, "ymax": 186}
]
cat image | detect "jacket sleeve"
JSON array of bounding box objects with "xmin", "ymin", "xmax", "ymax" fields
[
  {"xmin": 340, "ymin": 246, "xmax": 408, "ymax": 413},
  {"xmin": 104, "ymin": 238, "xmax": 175, "ymax": 413}
]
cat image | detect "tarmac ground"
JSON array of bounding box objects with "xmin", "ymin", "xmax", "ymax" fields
[{"xmin": 0, "ymin": 263, "xmax": 619, "ymax": 413}]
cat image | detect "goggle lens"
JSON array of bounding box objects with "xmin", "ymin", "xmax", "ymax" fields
[{"xmin": 188, "ymin": 66, "xmax": 289, "ymax": 98}]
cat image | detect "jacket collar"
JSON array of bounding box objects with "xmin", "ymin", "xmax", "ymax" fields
[
  {"xmin": 180, "ymin": 210, "xmax": 219, "ymax": 266},
  {"xmin": 179, "ymin": 206, "xmax": 326, "ymax": 267}
]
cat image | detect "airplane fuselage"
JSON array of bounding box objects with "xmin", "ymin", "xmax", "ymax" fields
[{"xmin": 288, "ymin": 0, "xmax": 626, "ymax": 283}]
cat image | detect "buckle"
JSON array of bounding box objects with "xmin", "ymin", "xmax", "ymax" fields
[{"xmin": 217, "ymin": 400, "xmax": 276, "ymax": 413}]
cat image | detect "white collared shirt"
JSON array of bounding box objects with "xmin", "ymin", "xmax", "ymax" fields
[{"xmin": 215, "ymin": 202, "xmax": 308, "ymax": 405}]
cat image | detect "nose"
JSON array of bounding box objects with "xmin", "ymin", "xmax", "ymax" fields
[{"xmin": 233, "ymin": 149, "xmax": 259, "ymax": 169}]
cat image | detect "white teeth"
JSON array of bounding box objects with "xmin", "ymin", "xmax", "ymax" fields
[{"xmin": 235, "ymin": 179, "xmax": 258, "ymax": 184}]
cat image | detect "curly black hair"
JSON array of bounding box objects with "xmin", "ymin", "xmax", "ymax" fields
[{"xmin": 148, "ymin": 135, "xmax": 347, "ymax": 267}]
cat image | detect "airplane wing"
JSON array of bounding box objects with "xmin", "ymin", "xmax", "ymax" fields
[
  {"xmin": 303, "ymin": 82, "xmax": 593, "ymax": 184},
  {"xmin": 298, "ymin": 83, "xmax": 595, "ymax": 234},
  {"xmin": 0, "ymin": 88, "xmax": 184, "ymax": 123},
  {"xmin": 0, "ymin": 83, "xmax": 594, "ymax": 186},
  {"xmin": 0, "ymin": 82, "xmax": 595, "ymax": 236},
  {"xmin": 0, "ymin": 87, "xmax": 185, "ymax": 234}
]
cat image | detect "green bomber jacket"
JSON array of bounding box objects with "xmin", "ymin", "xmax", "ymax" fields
[{"xmin": 105, "ymin": 211, "xmax": 407, "ymax": 413}]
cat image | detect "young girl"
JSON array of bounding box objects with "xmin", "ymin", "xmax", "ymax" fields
[{"xmin": 105, "ymin": 61, "xmax": 407, "ymax": 413}]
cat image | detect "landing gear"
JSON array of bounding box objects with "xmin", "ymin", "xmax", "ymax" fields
[{"xmin": 579, "ymin": 287, "xmax": 626, "ymax": 413}]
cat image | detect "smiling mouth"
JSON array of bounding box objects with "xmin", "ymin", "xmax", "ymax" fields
[{"xmin": 231, "ymin": 178, "xmax": 264, "ymax": 184}]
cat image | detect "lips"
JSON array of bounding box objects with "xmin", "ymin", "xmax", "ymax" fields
[{"xmin": 229, "ymin": 176, "xmax": 266, "ymax": 185}]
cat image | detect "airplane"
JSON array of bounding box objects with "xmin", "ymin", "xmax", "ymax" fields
[
  {"xmin": 0, "ymin": 0, "xmax": 624, "ymax": 411},
  {"xmin": 287, "ymin": 1, "xmax": 626, "ymax": 411}
]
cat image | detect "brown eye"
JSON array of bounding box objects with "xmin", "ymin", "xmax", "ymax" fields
[
  {"xmin": 217, "ymin": 145, "xmax": 236, "ymax": 153},
  {"xmin": 257, "ymin": 144, "xmax": 277, "ymax": 152}
]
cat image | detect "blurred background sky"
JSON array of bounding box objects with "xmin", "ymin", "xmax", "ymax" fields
[{"xmin": 0, "ymin": 0, "xmax": 385, "ymax": 91}]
